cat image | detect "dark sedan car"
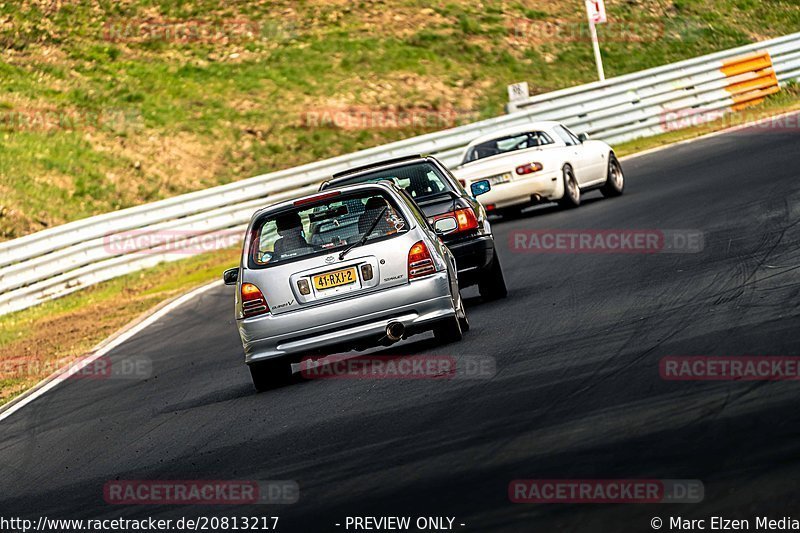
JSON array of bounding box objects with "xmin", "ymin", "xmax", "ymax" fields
[{"xmin": 319, "ymin": 154, "xmax": 507, "ymax": 300}]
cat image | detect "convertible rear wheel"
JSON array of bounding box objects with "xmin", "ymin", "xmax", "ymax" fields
[
  {"xmin": 558, "ymin": 165, "xmax": 581, "ymax": 208},
  {"xmin": 249, "ymin": 358, "xmax": 293, "ymax": 392},
  {"xmin": 601, "ymin": 154, "xmax": 625, "ymax": 197}
]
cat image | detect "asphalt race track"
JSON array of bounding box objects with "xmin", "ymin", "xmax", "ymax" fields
[{"xmin": 2, "ymin": 117, "xmax": 800, "ymax": 532}]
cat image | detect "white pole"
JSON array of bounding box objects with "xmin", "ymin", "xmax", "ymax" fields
[{"xmin": 588, "ymin": 19, "xmax": 605, "ymax": 81}]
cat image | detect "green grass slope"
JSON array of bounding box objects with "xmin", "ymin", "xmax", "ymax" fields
[{"xmin": 1, "ymin": 0, "xmax": 798, "ymax": 239}]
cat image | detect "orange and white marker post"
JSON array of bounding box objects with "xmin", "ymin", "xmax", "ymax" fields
[
  {"xmin": 720, "ymin": 51, "xmax": 780, "ymax": 110},
  {"xmin": 585, "ymin": 0, "xmax": 607, "ymax": 81}
]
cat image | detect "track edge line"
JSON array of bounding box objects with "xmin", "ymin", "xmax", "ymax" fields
[{"xmin": 0, "ymin": 280, "xmax": 223, "ymax": 423}]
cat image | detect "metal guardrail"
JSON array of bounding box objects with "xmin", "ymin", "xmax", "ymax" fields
[{"xmin": 1, "ymin": 32, "xmax": 799, "ymax": 316}]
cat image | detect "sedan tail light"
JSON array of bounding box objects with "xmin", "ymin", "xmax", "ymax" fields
[
  {"xmin": 431, "ymin": 207, "xmax": 479, "ymax": 234},
  {"xmin": 408, "ymin": 241, "xmax": 436, "ymax": 279},
  {"xmin": 515, "ymin": 162, "xmax": 543, "ymax": 175},
  {"xmin": 455, "ymin": 208, "xmax": 479, "ymax": 231},
  {"xmin": 241, "ymin": 283, "xmax": 270, "ymax": 318}
]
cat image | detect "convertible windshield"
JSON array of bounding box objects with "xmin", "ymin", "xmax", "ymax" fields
[
  {"xmin": 325, "ymin": 162, "xmax": 455, "ymax": 202},
  {"xmin": 250, "ymin": 190, "xmax": 408, "ymax": 268},
  {"xmin": 462, "ymin": 131, "xmax": 554, "ymax": 163}
]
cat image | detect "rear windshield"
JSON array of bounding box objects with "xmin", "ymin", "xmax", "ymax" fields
[
  {"xmin": 249, "ymin": 190, "xmax": 409, "ymax": 268},
  {"xmin": 462, "ymin": 131, "xmax": 554, "ymax": 163},
  {"xmin": 325, "ymin": 162, "xmax": 455, "ymax": 202}
]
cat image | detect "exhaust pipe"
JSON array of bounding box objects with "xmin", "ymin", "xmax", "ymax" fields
[{"xmin": 385, "ymin": 322, "xmax": 405, "ymax": 342}]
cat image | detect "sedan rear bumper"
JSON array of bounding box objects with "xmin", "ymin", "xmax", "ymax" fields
[{"xmin": 239, "ymin": 272, "xmax": 455, "ymax": 363}]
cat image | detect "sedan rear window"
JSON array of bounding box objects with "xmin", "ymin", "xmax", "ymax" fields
[
  {"xmin": 325, "ymin": 162, "xmax": 455, "ymax": 202},
  {"xmin": 250, "ymin": 190, "xmax": 409, "ymax": 268}
]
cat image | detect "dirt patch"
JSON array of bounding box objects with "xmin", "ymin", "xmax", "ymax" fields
[
  {"xmin": 87, "ymin": 130, "xmax": 230, "ymax": 197},
  {"xmin": 348, "ymin": 5, "xmax": 452, "ymax": 38},
  {"xmin": 0, "ymin": 196, "xmax": 41, "ymax": 240},
  {"xmin": 33, "ymin": 170, "xmax": 74, "ymax": 190},
  {"xmin": 320, "ymin": 72, "xmax": 491, "ymax": 113}
]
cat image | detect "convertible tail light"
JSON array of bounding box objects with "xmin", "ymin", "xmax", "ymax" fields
[
  {"xmin": 241, "ymin": 283, "xmax": 270, "ymax": 318},
  {"xmin": 458, "ymin": 179, "xmax": 467, "ymax": 187},
  {"xmin": 408, "ymin": 241, "xmax": 436, "ymax": 279},
  {"xmin": 515, "ymin": 162, "xmax": 543, "ymax": 175},
  {"xmin": 431, "ymin": 207, "xmax": 479, "ymax": 234}
]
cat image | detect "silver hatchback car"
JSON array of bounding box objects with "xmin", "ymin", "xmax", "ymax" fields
[{"xmin": 223, "ymin": 182, "xmax": 468, "ymax": 391}]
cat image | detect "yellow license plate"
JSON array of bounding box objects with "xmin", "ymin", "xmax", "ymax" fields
[{"xmin": 313, "ymin": 267, "xmax": 358, "ymax": 290}]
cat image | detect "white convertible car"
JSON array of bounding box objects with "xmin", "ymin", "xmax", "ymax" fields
[{"xmin": 452, "ymin": 121, "xmax": 624, "ymax": 216}]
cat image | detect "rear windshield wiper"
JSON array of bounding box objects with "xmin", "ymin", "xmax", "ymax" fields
[{"xmin": 339, "ymin": 206, "xmax": 388, "ymax": 260}]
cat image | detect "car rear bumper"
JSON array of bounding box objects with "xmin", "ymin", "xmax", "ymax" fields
[
  {"xmin": 446, "ymin": 235, "xmax": 495, "ymax": 287},
  {"xmin": 480, "ymin": 171, "xmax": 561, "ymax": 208},
  {"xmin": 239, "ymin": 272, "xmax": 455, "ymax": 363}
]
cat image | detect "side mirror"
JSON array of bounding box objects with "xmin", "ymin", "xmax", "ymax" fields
[
  {"xmin": 577, "ymin": 132, "xmax": 589, "ymax": 143},
  {"xmin": 223, "ymin": 268, "xmax": 239, "ymax": 286},
  {"xmin": 433, "ymin": 217, "xmax": 458, "ymax": 235},
  {"xmin": 470, "ymin": 179, "xmax": 491, "ymax": 197}
]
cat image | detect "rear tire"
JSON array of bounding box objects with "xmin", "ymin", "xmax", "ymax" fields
[
  {"xmin": 478, "ymin": 253, "xmax": 508, "ymax": 301},
  {"xmin": 601, "ymin": 154, "xmax": 625, "ymax": 197},
  {"xmin": 249, "ymin": 358, "xmax": 293, "ymax": 392},
  {"xmin": 434, "ymin": 314, "xmax": 463, "ymax": 345},
  {"xmin": 557, "ymin": 165, "xmax": 581, "ymax": 208}
]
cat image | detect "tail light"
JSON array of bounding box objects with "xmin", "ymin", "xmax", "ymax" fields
[
  {"xmin": 408, "ymin": 241, "xmax": 436, "ymax": 279},
  {"xmin": 432, "ymin": 207, "xmax": 479, "ymax": 234},
  {"xmin": 458, "ymin": 179, "xmax": 466, "ymax": 187},
  {"xmin": 293, "ymin": 190, "xmax": 341, "ymax": 207},
  {"xmin": 516, "ymin": 162, "xmax": 543, "ymax": 175},
  {"xmin": 455, "ymin": 208, "xmax": 479, "ymax": 231},
  {"xmin": 241, "ymin": 283, "xmax": 270, "ymax": 318}
]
